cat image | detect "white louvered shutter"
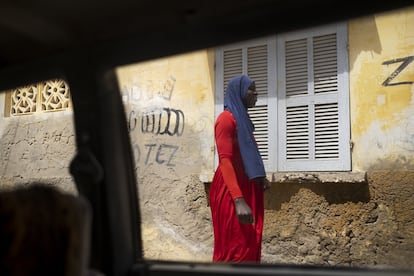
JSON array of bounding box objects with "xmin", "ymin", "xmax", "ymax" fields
[
  {"xmin": 215, "ymin": 37, "xmax": 277, "ymax": 171},
  {"xmin": 277, "ymin": 24, "xmax": 350, "ymax": 171}
]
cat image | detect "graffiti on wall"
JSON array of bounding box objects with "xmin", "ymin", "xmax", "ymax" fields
[
  {"xmin": 132, "ymin": 143, "xmax": 179, "ymax": 167},
  {"xmin": 382, "ymin": 55, "xmax": 414, "ymax": 86},
  {"xmin": 129, "ymin": 108, "xmax": 185, "ymax": 137},
  {"xmin": 121, "ymin": 76, "xmax": 176, "ymax": 103},
  {"xmin": 125, "ymin": 75, "xmax": 183, "ymax": 167}
]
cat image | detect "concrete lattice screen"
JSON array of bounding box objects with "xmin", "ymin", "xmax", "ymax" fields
[{"xmin": 5, "ymin": 79, "xmax": 72, "ymax": 116}]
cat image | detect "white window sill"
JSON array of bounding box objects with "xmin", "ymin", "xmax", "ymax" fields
[{"xmin": 199, "ymin": 171, "xmax": 367, "ymax": 184}]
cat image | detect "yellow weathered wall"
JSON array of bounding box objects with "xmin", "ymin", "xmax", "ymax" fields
[
  {"xmin": 116, "ymin": 49, "xmax": 216, "ymax": 261},
  {"xmin": 116, "ymin": 49, "xmax": 216, "ymax": 177},
  {"xmin": 349, "ymin": 7, "xmax": 414, "ymax": 171}
]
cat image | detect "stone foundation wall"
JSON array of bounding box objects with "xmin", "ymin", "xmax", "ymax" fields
[
  {"xmin": 165, "ymin": 171, "xmax": 414, "ymax": 269},
  {"xmin": 262, "ymin": 170, "xmax": 414, "ymax": 268}
]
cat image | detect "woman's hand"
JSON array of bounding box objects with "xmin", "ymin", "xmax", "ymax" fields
[{"xmin": 234, "ymin": 198, "xmax": 254, "ymax": 224}]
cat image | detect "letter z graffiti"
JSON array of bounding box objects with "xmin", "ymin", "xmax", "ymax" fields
[{"xmin": 382, "ymin": 55, "xmax": 414, "ymax": 87}]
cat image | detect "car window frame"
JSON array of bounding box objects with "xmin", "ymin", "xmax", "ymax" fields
[{"xmin": 0, "ymin": 2, "xmax": 413, "ymax": 276}]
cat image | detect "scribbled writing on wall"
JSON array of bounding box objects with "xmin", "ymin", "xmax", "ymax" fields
[
  {"xmin": 132, "ymin": 143, "xmax": 179, "ymax": 167},
  {"xmin": 143, "ymin": 108, "xmax": 185, "ymax": 136},
  {"xmin": 162, "ymin": 76, "xmax": 176, "ymax": 100},
  {"xmin": 126, "ymin": 76, "xmax": 184, "ymax": 167},
  {"xmin": 129, "ymin": 108, "xmax": 185, "ymax": 136},
  {"xmin": 122, "ymin": 76, "xmax": 176, "ymax": 103},
  {"xmin": 382, "ymin": 55, "xmax": 414, "ymax": 86},
  {"xmin": 129, "ymin": 108, "xmax": 184, "ymax": 166}
]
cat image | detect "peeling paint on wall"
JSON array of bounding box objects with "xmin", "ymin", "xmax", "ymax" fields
[{"xmin": 349, "ymin": 8, "xmax": 414, "ymax": 171}]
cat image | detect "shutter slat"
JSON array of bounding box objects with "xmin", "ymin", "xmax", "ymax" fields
[
  {"xmin": 313, "ymin": 33, "xmax": 338, "ymax": 96},
  {"xmin": 248, "ymin": 45, "xmax": 268, "ymax": 98},
  {"xmin": 286, "ymin": 105, "xmax": 309, "ymax": 160},
  {"xmin": 223, "ymin": 48, "xmax": 243, "ymax": 95},
  {"xmin": 315, "ymin": 103, "xmax": 339, "ymax": 159},
  {"xmin": 285, "ymin": 38, "xmax": 308, "ymax": 98}
]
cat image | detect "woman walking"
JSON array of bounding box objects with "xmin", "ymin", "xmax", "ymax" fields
[{"xmin": 210, "ymin": 75, "xmax": 270, "ymax": 263}]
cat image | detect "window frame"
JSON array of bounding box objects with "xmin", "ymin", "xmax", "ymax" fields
[{"xmin": 215, "ymin": 22, "xmax": 351, "ymax": 173}]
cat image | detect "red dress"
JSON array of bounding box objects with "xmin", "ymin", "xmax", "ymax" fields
[{"xmin": 209, "ymin": 110, "xmax": 264, "ymax": 263}]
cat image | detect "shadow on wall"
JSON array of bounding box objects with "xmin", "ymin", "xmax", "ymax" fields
[
  {"xmin": 348, "ymin": 15, "xmax": 382, "ymax": 72},
  {"xmin": 264, "ymin": 182, "xmax": 370, "ymax": 210},
  {"xmin": 204, "ymin": 181, "xmax": 370, "ymax": 210}
]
